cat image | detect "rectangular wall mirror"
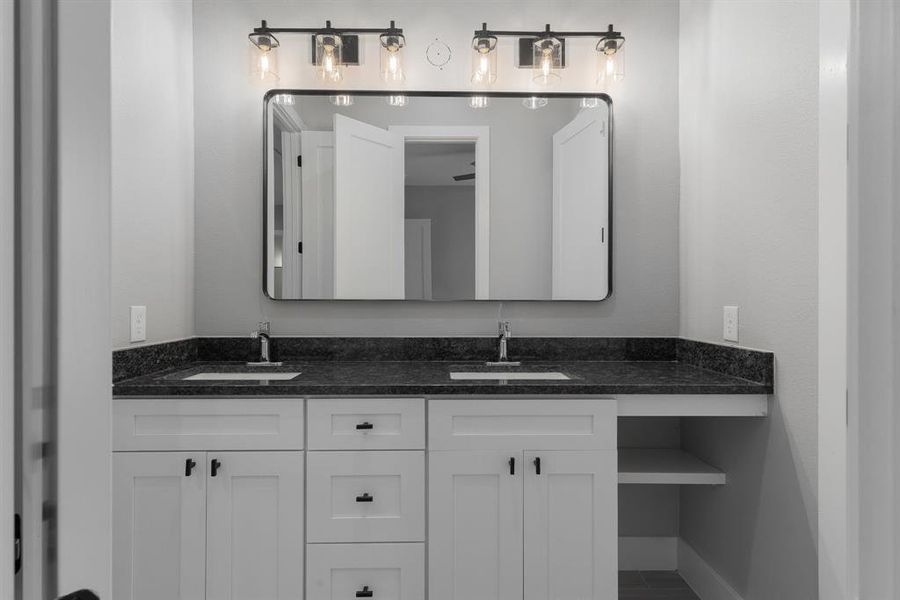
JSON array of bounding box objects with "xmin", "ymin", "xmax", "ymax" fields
[{"xmin": 264, "ymin": 91, "xmax": 612, "ymax": 301}]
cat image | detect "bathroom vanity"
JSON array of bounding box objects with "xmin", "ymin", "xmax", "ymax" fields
[{"xmin": 111, "ymin": 337, "xmax": 771, "ymax": 600}]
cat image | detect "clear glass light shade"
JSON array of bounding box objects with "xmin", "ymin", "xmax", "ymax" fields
[
  {"xmin": 380, "ymin": 34, "xmax": 406, "ymax": 82},
  {"xmin": 249, "ymin": 41, "xmax": 279, "ymax": 82},
  {"xmin": 330, "ymin": 94, "xmax": 353, "ymax": 106},
  {"xmin": 596, "ymin": 40, "xmax": 625, "ymax": 88},
  {"xmin": 387, "ymin": 95, "xmax": 408, "ymax": 107},
  {"xmin": 315, "ymin": 33, "xmax": 343, "ymax": 83},
  {"xmin": 522, "ymin": 96, "xmax": 548, "ymax": 110},
  {"xmin": 470, "ymin": 36, "xmax": 498, "ymax": 86},
  {"xmin": 469, "ymin": 95, "xmax": 490, "ymax": 109},
  {"xmin": 532, "ymin": 36, "xmax": 562, "ymax": 86}
]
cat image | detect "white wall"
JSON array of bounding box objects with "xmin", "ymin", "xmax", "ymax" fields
[
  {"xmin": 57, "ymin": 0, "xmax": 113, "ymax": 595},
  {"xmin": 677, "ymin": 1, "xmax": 818, "ymax": 598},
  {"xmin": 192, "ymin": 0, "xmax": 680, "ymax": 336},
  {"xmin": 406, "ymin": 185, "xmax": 477, "ymax": 299},
  {"xmin": 112, "ymin": 0, "xmax": 195, "ymax": 348}
]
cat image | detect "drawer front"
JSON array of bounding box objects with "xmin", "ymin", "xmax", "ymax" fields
[
  {"xmin": 307, "ymin": 398, "xmax": 425, "ymax": 450},
  {"xmin": 306, "ymin": 543, "xmax": 425, "ymax": 600},
  {"xmin": 429, "ymin": 399, "xmax": 617, "ymax": 450},
  {"xmin": 306, "ymin": 451, "xmax": 425, "ymax": 542},
  {"xmin": 113, "ymin": 398, "xmax": 304, "ymax": 451}
]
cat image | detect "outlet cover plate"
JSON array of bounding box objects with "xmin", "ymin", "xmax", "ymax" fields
[
  {"xmin": 130, "ymin": 305, "xmax": 147, "ymax": 342},
  {"xmin": 723, "ymin": 305, "xmax": 739, "ymax": 342}
]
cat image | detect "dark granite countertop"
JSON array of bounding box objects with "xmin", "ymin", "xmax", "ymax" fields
[{"xmin": 112, "ymin": 359, "xmax": 772, "ymax": 397}]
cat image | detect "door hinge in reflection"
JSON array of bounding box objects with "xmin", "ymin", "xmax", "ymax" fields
[
  {"xmin": 297, "ymin": 155, "xmax": 302, "ymax": 167},
  {"xmin": 298, "ymin": 242, "xmax": 303, "ymax": 254},
  {"xmin": 14, "ymin": 513, "xmax": 21, "ymax": 574}
]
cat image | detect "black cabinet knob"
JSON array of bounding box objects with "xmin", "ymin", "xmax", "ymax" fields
[
  {"xmin": 356, "ymin": 493, "xmax": 374, "ymax": 503},
  {"xmin": 533, "ymin": 456, "xmax": 541, "ymax": 475},
  {"xmin": 211, "ymin": 458, "xmax": 221, "ymax": 477},
  {"xmin": 356, "ymin": 422, "xmax": 374, "ymax": 430},
  {"xmin": 509, "ymin": 457, "xmax": 515, "ymax": 475},
  {"xmin": 185, "ymin": 458, "xmax": 197, "ymax": 477},
  {"xmin": 356, "ymin": 586, "xmax": 373, "ymax": 598}
]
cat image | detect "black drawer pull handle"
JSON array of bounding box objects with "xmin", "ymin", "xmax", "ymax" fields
[
  {"xmin": 211, "ymin": 459, "xmax": 221, "ymax": 477},
  {"xmin": 185, "ymin": 458, "xmax": 197, "ymax": 477},
  {"xmin": 356, "ymin": 493, "xmax": 374, "ymax": 503},
  {"xmin": 356, "ymin": 586, "xmax": 373, "ymax": 598},
  {"xmin": 356, "ymin": 422, "xmax": 374, "ymax": 430},
  {"xmin": 509, "ymin": 457, "xmax": 515, "ymax": 475},
  {"xmin": 533, "ymin": 456, "xmax": 541, "ymax": 475}
]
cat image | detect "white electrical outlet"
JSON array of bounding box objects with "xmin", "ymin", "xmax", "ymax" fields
[
  {"xmin": 130, "ymin": 305, "xmax": 147, "ymax": 342},
  {"xmin": 723, "ymin": 305, "xmax": 739, "ymax": 342}
]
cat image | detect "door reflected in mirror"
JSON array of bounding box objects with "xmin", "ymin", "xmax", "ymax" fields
[{"xmin": 265, "ymin": 92, "xmax": 611, "ymax": 301}]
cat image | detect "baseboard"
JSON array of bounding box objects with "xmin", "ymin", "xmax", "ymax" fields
[
  {"xmin": 678, "ymin": 539, "xmax": 743, "ymax": 600},
  {"xmin": 619, "ymin": 536, "xmax": 678, "ymax": 570}
]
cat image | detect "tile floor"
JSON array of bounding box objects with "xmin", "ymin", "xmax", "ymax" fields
[{"xmin": 619, "ymin": 571, "xmax": 701, "ymax": 599}]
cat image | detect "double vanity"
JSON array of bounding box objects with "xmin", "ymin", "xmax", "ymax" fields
[{"xmin": 111, "ymin": 335, "xmax": 771, "ymax": 600}]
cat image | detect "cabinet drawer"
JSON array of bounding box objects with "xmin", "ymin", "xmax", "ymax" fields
[
  {"xmin": 306, "ymin": 543, "xmax": 424, "ymax": 600},
  {"xmin": 307, "ymin": 398, "xmax": 425, "ymax": 450},
  {"xmin": 429, "ymin": 399, "xmax": 617, "ymax": 450},
  {"xmin": 113, "ymin": 398, "xmax": 304, "ymax": 451},
  {"xmin": 306, "ymin": 451, "xmax": 425, "ymax": 542}
]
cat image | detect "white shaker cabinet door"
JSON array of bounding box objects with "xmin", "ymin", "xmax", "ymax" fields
[
  {"xmin": 428, "ymin": 451, "xmax": 524, "ymax": 600},
  {"xmin": 523, "ymin": 451, "xmax": 618, "ymax": 600},
  {"xmin": 113, "ymin": 452, "xmax": 207, "ymax": 600},
  {"xmin": 205, "ymin": 451, "xmax": 304, "ymax": 600}
]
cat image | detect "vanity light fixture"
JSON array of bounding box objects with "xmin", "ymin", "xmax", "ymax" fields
[
  {"xmin": 248, "ymin": 21, "xmax": 280, "ymax": 81},
  {"xmin": 247, "ymin": 19, "xmax": 405, "ymax": 84},
  {"xmin": 522, "ymin": 96, "xmax": 549, "ymax": 110},
  {"xmin": 471, "ymin": 24, "xmax": 498, "ymax": 86},
  {"xmin": 468, "ymin": 23, "xmax": 625, "ymax": 89},
  {"xmin": 315, "ymin": 23, "xmax": 344, "ymax": 83},
  {"xmin": 387, "ymin": 94, "xmax": 408, "ymax": 107},
  {"xmin": 330, "ymin": 94, "xmax": 354, "ymax": 106},
  {"xmin": 596, "ymin": 24, "xmax": 625, "ymax": 88},
  {"xmin": 380, "ymin": 21, "xmax": 406, "ymax": 82},
  {"xmin": 469, "ymin": 95, "xmax": 490, "ymax": 109},
  {"xmin": 532, "ymin": 26, "xmax": 562, "ymax": 86}
]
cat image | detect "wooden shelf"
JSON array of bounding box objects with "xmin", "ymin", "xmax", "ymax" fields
[{"xmin": 618, "ymin": 449, "xmax": 726, "ymax": 485}]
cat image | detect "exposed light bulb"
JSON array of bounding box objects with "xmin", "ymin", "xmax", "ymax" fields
[{"xmin": 540, "ymin": 48, "xmax": 553, "ymax": 80}]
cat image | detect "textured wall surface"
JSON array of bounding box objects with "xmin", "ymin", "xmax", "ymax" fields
[
  {"xmin": 191, "ymin": 0, "xmax": 680, "ymax": 336},
  {"xmin": 678, "ymin": 1, "xmax": 819, "ymax": 598}
]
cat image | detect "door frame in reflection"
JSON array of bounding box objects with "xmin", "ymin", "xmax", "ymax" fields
[{"xmin": 390, "ymin": 125, "xmax": 490, "ymax": 300}]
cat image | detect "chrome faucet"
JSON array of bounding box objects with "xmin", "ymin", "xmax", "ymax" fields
[
  {"xmin": 248, "ymin": 321, "xmax": 282, "ymax": 366},
  {"xmin": 487, "ymin": 321, "xmax": 521, "ymax": 366}
]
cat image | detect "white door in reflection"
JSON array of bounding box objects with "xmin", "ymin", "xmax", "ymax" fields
[
  {"xmin": 333, "ymin": 114, "xmax": 405, "ymax": 299},
  {"xmin": 552, "ymin": 109, "xmax": 610, "ymax": 300}
]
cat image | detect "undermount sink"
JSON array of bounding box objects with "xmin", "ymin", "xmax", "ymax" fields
[
  {"xmin": 182, "ymin": 372, "xmax": 301, "ymax": 381},
  {"xmin": 450, "ymin": 372, "xmax": 571, "ymax": 381}
]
